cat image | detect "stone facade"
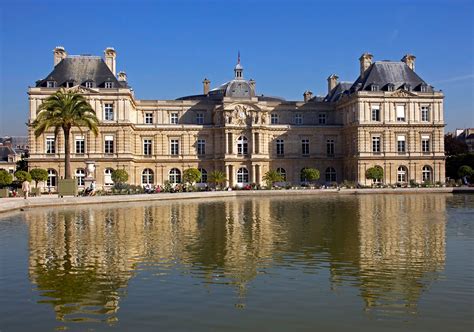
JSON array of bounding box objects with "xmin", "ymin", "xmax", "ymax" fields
[{"xmin": 27, "ymin": 47, "xmax": 445, "ymax": 190}]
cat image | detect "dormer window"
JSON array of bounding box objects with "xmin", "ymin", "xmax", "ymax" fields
[
  {"xmin": 46, "ymin": 81, "xmax": 56, "ymax": 88},
  {"xmin": 387, "ymin": 83, "xmax": 395, "ymax": 92},
  {"xmin": 420, "ymin": 83, "xmax": 428, "ymax": 92},
  {"xmin": 370, "ymin": 84, "xmax": 379, "ymax": 92},
  {"xmin": 85, "ymin": 81, "xmax": 94, "ymax": 88},
  {"xmin": 105, "ymin": 82, "xmax": 113, "ymax": 89},
  {"xmin": 65, "ymin": 81, "xmax": 74, "ymax": 88},
  {"xmin": 402, "ymin": 83, "xmax": 411, "ymax": 91}
]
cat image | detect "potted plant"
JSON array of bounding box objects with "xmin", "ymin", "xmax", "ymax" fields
[
  {"xmin": 0, "ymin": 170, "xmax": 13, "ymax": 198},
  {"xmin": 30, "ymin": 168, "xmax": 48, "ymax": 197}
]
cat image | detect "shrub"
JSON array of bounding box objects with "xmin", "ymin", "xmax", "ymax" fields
[
  {"xmin": 262, "ymin": 170, "xmax": 284, "ymax": 189},
  {"xmin": 183, "ymin": 168, "xmax": 201, "ymax": 185},
  {"xmin": 14, "ymin": 170, "xmax": 31, "ymax": 182},
  {"xmin": 365, "ymin": 166, "xmax": 383, "ymax": 184},
  {"xmin": 111, "ymin": 169, "xmax": 128, "ymax": 187},
  {"xmin": 0, "ymin": 170, "xmax": 13, "ymax": 188},
  {"xmin": 301, "ymin": 168, "xmax": 320, "ymax": 183},
  {"xmin": 30, "ymin": 168, "xmax": 48, "ymax": 188}
]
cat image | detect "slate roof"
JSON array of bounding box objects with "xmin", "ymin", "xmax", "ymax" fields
[
  {"xmin": 36, "ymin": 56, "xmax": 128, "ymax": 88},
  {"xmin": 0, "ymin": 146, "xmax": 15, "ymax": 162},
  {"xmin": 324, "ymin": 82, "xmax": 353, "ymax": 102}
]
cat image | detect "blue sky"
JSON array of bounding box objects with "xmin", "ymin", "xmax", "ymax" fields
[{"xmin": 0, "ymin": 0, "xmax": 473, "ymax": 135}]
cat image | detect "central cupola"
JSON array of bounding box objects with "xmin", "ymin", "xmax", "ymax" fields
[{"xmin": 234, "ymin": 52, "xmax": 244, "ymax": 79}]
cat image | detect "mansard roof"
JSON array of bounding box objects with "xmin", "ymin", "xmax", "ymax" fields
[
  {"xmin": 324, "ymin": 82, "xmax": 353, "ymax": 102},
  {"xmin": 36, "ymin": 56, "xmax": 128, "ymax": 88}
]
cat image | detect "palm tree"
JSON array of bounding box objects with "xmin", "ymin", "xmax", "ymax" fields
[
  {"xmin": 32, "ymin": 89, "xmax": 99, "ymax": 179},
  {"xmin": 262, "ymin": 169, "xmax": 284, "ymax": 188},
  {"xmin": 208, "ymin": 170, "xmax": 227, "ymax": 189}
]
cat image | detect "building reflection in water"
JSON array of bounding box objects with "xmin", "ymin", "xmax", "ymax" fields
[{"xmin": 26, "ymin": 194, "xmax": 447, "ymax": 324}]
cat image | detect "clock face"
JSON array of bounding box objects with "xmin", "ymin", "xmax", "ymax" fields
[{"xmin": 231, "ymin": 83, "xmax": 250, "ymax": 97}]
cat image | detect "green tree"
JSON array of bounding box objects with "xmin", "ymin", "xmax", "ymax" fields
[
  {"xmin": 32, "ymin": 89, "xmax": 99, "ymax": 179},
  {"xmin": 366, "ymin": 166, "xmax": 384, "ymax": 183},
  {"xmin": 445, "ymin": 134, "xmax": 468, "ymax": 156},
  {"xmin": 111, "ymin": 169, "xmax": 128, "ymax": 185},
  {"xmin": 208, "ymin": 170, "xmax": 227, "ymax": 189},
  {"xmin": 301, "ymin": 168, "xmax": 320, "ymax": 184},
  {"xmin": 458, "ymin": 165, "xmax": 473, "ymax": 179},
  {"xmin": 183, "ymin": 168, "xmax": 201, "ymax": 185},
  {"xmin": 16, "ymin": 151, "xmax": 29, "ymax": 172},
  {"xmin": 0, "ymin": 170, "xmax": 13, "ymax": 188},
  {"xmin": 30, "ymin": 168, "xmax": 48, "ymax": 188},
  {"xmin": 263, "ymin": 169, "xmax": 284, "ymax": 188},
  {"xmin": 14, "ymin": 170, "xmax": 32, "ymax": 182}
]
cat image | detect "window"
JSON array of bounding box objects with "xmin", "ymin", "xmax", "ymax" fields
[
  {"xmin": 104, "ymin": 168, "xmax": 114, "ymax": 186},
  {"xmin": 85, "ymin": 81, "xmax": 93, "ymax": 88},
  {"xmin": 276, "ymin": 139, "xmax": 284, "ymax": 156},
  {"xmin": 169, "ymin": 168, "xmax": 181, "ymax": 183},
  {"xmin": 47, "ymin": 169, "xmax": 57, "ymax": 188},
  {"xmin": 387, "ymin": 84, "xmax": 394, "ymax": 92},
  {"xmin": 397, "ymin": 166, "xmax": 407, "ymax": 183},
  {"xmin": 76, "ymin": 169, "xmax": 85, "ymax": 187},
  {"xmin": 197, "ymin": 139, "xmax": 206, "ymax": 155},
  {"xmin": 46, "ymin": 136, "xmax": 55, "ymax": 154},
  {"xmin": 198, "ymin": 168, "xmax": 207, "ymax": 183},
  {"xmin": 396, "ymin": 105, "xmax": 405, "ymax": 122},
  {"xmin": 422, "ymin": 135, "xmax": 430, "ymax": 152},
  {"xmin": 421, "ymin": 106, "xmax": 429, "ymax": 122},
  {"xmin": 372, "ymin": 136, "xmax": 381, "ymax": 153},
  {"xmin": 145, "ymin": 113, "xmax": 153, "ymax": 124},
  {"xmin": 325, "ymin": 167, "xmax": 337, "ymax": 183},
  {"xmin": 371, "ymin": 84, "xmax": 379, "ymax": 92},
  {"xmin": 142, "ymin": 169, "xmax": 154, "ymax": 185},
  {"xmin": 143, "ymin": 139, "xmax": 152, "ymax": 156},
  {"xmin": 104, "ymin": 103, "xmax": 114, "ymax": 121},
  {"xmin": 104, "ymin": 135, "xmax": 114, "ymax": 154},
  {"xmin": 237, "ymin": 136, "xmax": 248, "ymax": 155},
  {"xmin": 422, "ymin": 165, "xmax": 432, "ymax": 182},
  {"xmin": 170, "ymin": 139, "xmax": 179, "ymax": 155},
  {"xmin": 271, "ymin": 114, "xmax": 279, "ymax": 124},
  {"xmin": 420, "ymin": 84, "xmax": 428, "ymax": 93},
  {"xmin": 295, "ymin": 114, "xmax": 303, "ymax": 125},
  {"xmin": 196, "ymin": 113, "xmax": 204, "ymax": 124},
  {"xmin": 237, "ymin": 168, "xmax": 249, "ymax": 184},
  {"xmin": 276, "ymin": 168, "xmax": 286, "ymax": 181},
  {"xmin": 65, "ymin": 81, "xmax": 74, "ymax": 88},
  {"xmin": 105, "ymin": 82, "xmax": 113, "ymax": 89},
  {"xmin": 46, "ymin": 81, "xmax": 56, "ymax": 88},
  {"xmin": 254, "ymin": 133, "xmax": 260, "ymax": 154},
  {"xmin": 327, "ymin": 139, "xmax": 335, "ymax": 156},
  {"xmin": 170, "ymin": 113, "xmax": 179, "ymax": 124},
  {"xmin": 371, "ymin": 106, "xmax": 380, "ymax": 121},
  {"xmin": 75, "ymin": 136, "xmax": 85, "ymax": 154},
  {"xmin": 397, "ymin": 135, "xmax": 406, "ymax": 153},
  {"xmin": 302, "ymin": 139, "xmax": 309, "ymax": 156},
  {"xmin": 318, "ymin": 113, "xmax": 326, "ymax": 124}
]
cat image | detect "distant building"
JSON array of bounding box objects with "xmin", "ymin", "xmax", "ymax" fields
[
  {"xmin": 454, "ymin": 128, "xmax": 474, "ymax": 152},
  {"xmin": 0, "ymin": 145, "xmax": 19, "ymax": 174},
  {"xmin": 27, "ymin": 47, "xmax": 445, "ymax": 190}
]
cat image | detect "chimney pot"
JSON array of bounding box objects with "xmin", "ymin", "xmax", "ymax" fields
[
  {"xmin": 202, "ymin": 78, "xmax": 211, "ymax": 95},
  {"xmin": 359, "ymin": 52, "xmax": 373, "ymax": 76},
  {"xmin": 53, "ymin": 46, "xmax": 67, "ymax": 66},
  {"xmin": 118, "ymin": 71, "xmax": 127, "ymax": 82},
  {"xmin": 401, "ymin": 54, "xmax": 416, "ymax": 71},
  {"xmin": 303, "ymin": 90, "xmax": 313, "ymax": 102},
  {"xmin": 104, "ymin": 47, "xmax": 117, "ymax": 75},
  {"xmin": 327, "ymin": 74, "xmax": 339, "ymax": 94}
]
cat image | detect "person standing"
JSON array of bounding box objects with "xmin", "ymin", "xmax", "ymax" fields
[{"xmin": 22, "ymin": 180, "xmax": 30, "ymax": 199}]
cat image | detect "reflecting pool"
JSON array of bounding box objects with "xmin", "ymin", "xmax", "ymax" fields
[{"xmin": 0, "ymin": 194, "xmax": 473, "ymax": 331}]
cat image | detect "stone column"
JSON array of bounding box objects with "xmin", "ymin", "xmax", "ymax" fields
[{"xmin": 251, "ymin": 164, "xmax": 256, "ymax": 183}]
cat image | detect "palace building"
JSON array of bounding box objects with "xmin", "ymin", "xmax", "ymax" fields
[{"xmin": 27, "ymin": 47, "xmax": 445, "ymax": 189}]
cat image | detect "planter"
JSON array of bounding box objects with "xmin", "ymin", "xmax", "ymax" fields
[
  {"xmin": 57, "ymin": 179, "xmax": 78, "ymax": 197},
  {"xmin": 31, "ymin": 188, "xmax": 42, "ymax": 197},
  {"xmin": 0, "ymin": 188, "xmax": 9, "ymax": 198}
]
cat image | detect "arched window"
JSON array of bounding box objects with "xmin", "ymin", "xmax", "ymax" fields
[
  {"xmin": 76, "ymin": 168, "xmax": 85, "ymax": 187},
  {"xmin": 169, "ymin": 168, "xmax": 181, "ymax": 184},
  {"xmin": 422, "ymin": 165, "xmax": 432, "ymax": 182},
  {"xmin": 397, "ymin": 166, "xmax": 408, "ymax": 183},
  {"xmin": 47, "ymin": 169, "xmax": 57, "ymax": 188},
  {"xmin": 142, "ymin": 168, "xmax": 154, "ymax": 185},
  {"xmin": 276, "ymin": 168, "xmax": 286, "ymax": 181},
  {"xmin": 237, "ymin": 136, "xmax": 248, "ymax": 155},
  {"xmin": 104, "ymin": 168, "xmax": 114, "ymax": 186},
  {"xmin": 237, "ymin": 167, "xmax": 249, "ymax": 184},
  {"xmin": 198, "ymin": 168, "xmax": 207, "ymax": 183},
  {"xmin": 325, "ymin": 167, "xmax": 337, "ymax": 182}
]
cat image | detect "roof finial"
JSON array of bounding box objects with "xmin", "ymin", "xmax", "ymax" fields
[{"xmin": 238, "ymin": 50, "xmax": 240, "ymax": 64}]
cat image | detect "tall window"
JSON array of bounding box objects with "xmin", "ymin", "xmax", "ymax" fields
[
  {"xmin": 318, "ymin": 113, "xmax": 326, "ymax": 124},
  {"xmin": 276, "ymin": 168, "xmax": 286, "ymax": 181},
  {"xmin": 104, "ymin": 82, "xmax": 113, "ymax": 89},
  {"xmin": 422, "ymin": 135, "xmax": 431, "ymax": 152},
  {"xmin": 325, "ymin": 167, "xmax": 337, "ymax": 182},
  {"xmin": 169, "ymin": 168, "xmax": 181, "ymax": 183},
  {"xmin": 397, "ymin": 166, "xmax": 407, "ymax": 183},
  {"xmin": 302, "ymin": 139, "xmax": 310, "ymax": 156},
  {"xmin": 371, "ymin": 106, "xmax": 380, "ymax": 121},
  {"xmin": 421, "ymin": 106, "xmax": 429, "ymax": 122},
  {"xmin": 170, "ymin": 113, "xmax": 179, "ymax": 124},
  {"xmin": 372, "ymin": 136, "xmax": 381, "ymax": 153},
  {"xmin": 295, "ymin": 114, "xmax": 303, "ymax": 125},
  {"xmin": 104, "ymin": 135, "xmax": 114, "ymax": 154},
  {"xmin": 145, "ymin": 113, "xmax": 153, "ymax": 124},
  {"xmin": 104, "ymin": 103, "xmax": 114, "ymax": 121},
  {"xmin": 397, "ymin": 135, "xmax": 406, "ymax": 153},
  {"xmin": 237, "ymin": 136, "xmax": 248, "ymax": 155},
  {"xmin": 142, "ymin": 168, "xmax": 154, "ymax": 185},
  {"xmin": 196, "ymin": 113, "xmax": 204, "ymax": 124},
  {"xmin": 276, "ymin": 139, "xmax": 284, "ymax": 156},
  {"xmin": 327, "ymin": 139, "xmax": 335, "ymax": 156},
  {"xmin": 85, "ymin": 81, "xmax": 93, "ymax": 88},
  {"xmin": 47, "ymin": 169, "xmax": 57, "ymax": 188},
  {"xmin": 198, "ymin": 168, "xmax": 207, "ymax": 183},
  {"xmin": 75, "ymin": 136, "xmax": 85, "ymax": 154},
  {"xmin": 143, "ymin": 139, "xmax": 152, "ymax": 156},
  {"xmin": 271, "ymin": 114, "xmax": 279, "ymax": 124},
  {"xmin": 197, "ymin": 139, "xmax": 206, "ymax": 155},
  {"xmin": 422, "ymin": 165, "xmax": 432, "ymax": 182},
  {"xmin": 46, "ymin": 136, "xmax": 55, "ymax": 154},
  {"xmin": 237, "ymin": 168, "xmax": 249, "ymax": 184},
  {"xmin": 76, "ymin": 169, "xmax": 85, "ymax": 187},
  {"xmin": 396, "ymin": 105, "xmax": 405, "ymax": 122},
  {"xmin": 170, "ymin": 139, "xmax": 179, "ymax": 155},
  {"xmin": 47, "ymin": 81, "xmax": 56, "ymax": 88},
  {"xmin": 104, "ymin": 168, "xmax": 114, "ymax": 186}
]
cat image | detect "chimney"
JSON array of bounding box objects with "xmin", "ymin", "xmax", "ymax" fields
[
  {"xmin": 203, "ymin": 78, "xmax": 210, "ymax": 95},
  {"xmin": 104, "ymin": 47, "xmax": 117, "ymax": 75},
  {"xmin": 118, "ymin": 71, "xmax": 127, "ymax": 82},
  {"xmin": 401, "ymin": 54, "xmax": 416, "ymax": 71},
  {"xmin": 303, "ymin": 90, "xmax": 313, "ymax": 102},
  {"xmin": 327, "ymin": 74, "xmax": 339, "ymax": 94},
  {"xmin": 249, "ymin": 79, "xmax": 256, "ymax": 91},
  {"xmin": 359, "ymin": 52, "xmax": 373, "ymax": 75},
  {"xmin": 53, "ymin": 46, "xmax": 67, "ymax": 66}
]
